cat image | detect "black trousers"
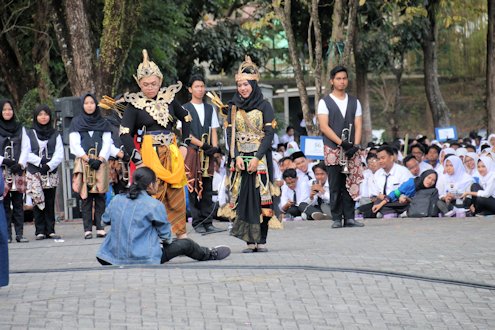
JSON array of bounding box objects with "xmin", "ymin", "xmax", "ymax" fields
[
  {"xmin": 81, "ymin": 192, "xmax": 105, "ymax": 232},
  {"xmin": 298, "ymin": 202, "xmax": 323, "ymax": 220},
  {"xmin": 188, "ymin": 176, "xmax": 214, "ymax": 228},
  {"xmin": 96, "ymin": 238, "xmax": 210, "ymax": 265},
  {"xmin": 34, "ymin": 188, "xmax": 57, "ymax": 236},
  {"xmin": 327, "ymin": 165, "xmax": 355, "ymax": 221},
  {"xmin": 4, "ymin": 190, "xmax": 24, "ymax": 238},
  {"xmin": 286, "ymin": 205, "xmax": 301, "ymax": 217},
  {"xmin": 247, "ymin": 216, "xmax": 269, "ymax": 245},
  {"xmin": 470, "ymin": 183, "xmax": 495, "ymax": 215}
]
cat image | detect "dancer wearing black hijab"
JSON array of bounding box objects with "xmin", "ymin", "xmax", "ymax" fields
[
  {"xmin": 226, "ymin": 56, "xmax": 276, "ymax": 253},
  {"xmin": 0, "ymin": 99, "xmax": 31, "ymax": 243},
  {"xmin": 26, "ymin": 104, "xmax": 64, "ymax": 240},
  {"xmin": 69, "ymin": 93, "xmax": 112, "ymax": 239}
]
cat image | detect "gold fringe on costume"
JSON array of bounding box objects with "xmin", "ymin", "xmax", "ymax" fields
[
  {"xmin": 72, "ymin": 158, "xmax": 109, "ymax": 200},
  {"xmin": 268, "ymin": 215, "xmax": 283, "ymax": 229}
]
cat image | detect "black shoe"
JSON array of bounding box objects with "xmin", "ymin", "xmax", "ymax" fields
[
  {"xmin": 209, "ymin": 245, "xmax": 231, "ymax": 260},
  {"xmin": 331, "ymin": 220, "xmax": 343, "ymax": 228},
  {"xmin": 16, "ymin": 236, "xmax": 29, "ymax": 243},
  {"xmin": 345, "ymin": 219, "xmax": 364, "ymax": 227},
  {"xmin": 36, "ymin": 234, "xmax": 46, "ymax": 240},
  {"xmin": 194, "ymin": 225, "xmax": 207, "ymax": 234},
  {"xmin": 204, "ymin": 224, "xmax": 223, "ymax": 233}
]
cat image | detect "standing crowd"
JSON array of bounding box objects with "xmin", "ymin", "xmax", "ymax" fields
[{"xmin": 1, "ymin": 56, "xmax": 494, "ymax": 288}]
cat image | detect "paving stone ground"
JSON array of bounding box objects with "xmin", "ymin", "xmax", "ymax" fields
[{"xmin": 1, "ymin": 216, "xmax": 495, "ymax": 329}]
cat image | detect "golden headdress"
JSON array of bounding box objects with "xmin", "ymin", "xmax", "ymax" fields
[
  {"xmin": 134, "ymin": 49, "xmax": 163, "ymax": 84},
  {"xmin": 234, "ymin": 55, "xmax": 260, "ymax": 82}
]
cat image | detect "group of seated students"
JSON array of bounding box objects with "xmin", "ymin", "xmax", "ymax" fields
[
  {"xmin": 272, "ymin": 133, "xmax": 495, "ymax": 220},
  {"xmin": 357, "ymin": 135, "xmax": 495, "ymax": 218}
]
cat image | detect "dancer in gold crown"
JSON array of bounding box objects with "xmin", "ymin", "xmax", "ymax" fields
[
  {"xmin": 120, "ymin": 50, "xmax": 193, "ymax": 239},
  {"xmin": 226, "ymin": 56, "xmax": 276, "ymax": 253}
]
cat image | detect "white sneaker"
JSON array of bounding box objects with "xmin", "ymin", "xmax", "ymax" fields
[
  {"xmin": 444, "ymin": 210, "xmax": 455, "ymax": 217},
  {"xmin": 376, "ymin": 212, "xmax": 383, "ymax": 218},
  {"xmin": 399, "ymin": 211, "xmax": 408, "ymax": 218}
]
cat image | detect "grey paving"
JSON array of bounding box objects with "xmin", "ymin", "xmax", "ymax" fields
[{"xmin": 1, "ymin": 216, "xmax": 495, "ymax": 329}]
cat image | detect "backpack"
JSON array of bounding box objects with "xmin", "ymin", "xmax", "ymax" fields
[{"xmin": 408, "ymin": 188, "xmax": 439, "ymax": 218}]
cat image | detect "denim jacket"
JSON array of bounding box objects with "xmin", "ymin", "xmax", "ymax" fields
[{"xmin": 96, "ymin": 192, "xmax": 172, "ymax": 265}]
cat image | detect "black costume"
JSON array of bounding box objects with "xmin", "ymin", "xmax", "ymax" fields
[
  {"xmin": 26, "ymin": 105, "xmax": 63, "ymax": 239},
  {"xmin": 227, "ymin": 80, "xmax": 275, "ymax": 247},
  {"xmin": 0, "ymin": 99, "xmax": 30, "ymax": 242}
]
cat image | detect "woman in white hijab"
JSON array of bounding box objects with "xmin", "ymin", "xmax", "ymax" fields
[
  {"xmin": 436, "ymin": 155, "xmax": 474, "ymax": 216},
  {"xmin": 461, "ymin": 156, "xmax": 495, "ymax": 215},
  {"xmin": 284, "ymin": 141, "xmax": 300, "ymax": 157},
  {"xmin": 463, "ymin": 152, "xmax": 480, "ymax": 183}
]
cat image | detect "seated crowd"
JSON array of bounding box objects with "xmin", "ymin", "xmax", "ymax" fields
[{"xmin": 268, "ymin": 132, "xmax": 495, "ymax": 220}]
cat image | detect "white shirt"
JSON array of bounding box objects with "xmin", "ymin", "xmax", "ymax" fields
[
  {"xmin": 280, "ymin": 133, "xmax": 294, "ymax": 144},
  {"xmin": 359, "ymin": 168, "xmax": 377, "ymax": 198},
  {"xmin": 69, "ymin": 131, "xmax": 112, "ymax": 160},
  {"xmin": 297, "ymin": 168, "xmax": 315, "ymax": 182},
  {"xmin": 419, "ymin": 162, "xmax": 433, "ymax": 174},
  {"xmin": 176, "ymin": 103, "xmax": 220, "ymax": 129},
  {"xmin": 317, "ymin": 93, "xmax": 363, "ymax": 118},
  {"xmin": 0, "ymin": 127, "xmax": 31, "ymax": 167},
  {"xmin": 27, "ymin": 132, "xmax": 64, "ymax": 171},
  {"xmin": 370, "ymin": 163, "xmax": 412, "ymax": 196},
  {"xmin": 306, "ymin": 178, "xmax": 330, "ymax": 205},
  {"xmin": 279, "ymin": 179, "xmax": 311, "ymax": 209}
]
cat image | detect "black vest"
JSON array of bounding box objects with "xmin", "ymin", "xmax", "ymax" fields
[
  {"xmin": 322, "ymin": 94, "xmax": 357, "ymax": 149},
  {"xmin": 182, "ymin": 102, "xmax": 213, "ymax": 150},
  {"xmin": 0, "ymin": 129, "xmax": 22, "ymax": 163},
  {"xmin": 26, "ymin": 129, "xmax": 59, "ymax": 174},
  {"xmin": 80, "ymin": 131, "xmax": 103, "ymax": 155}
]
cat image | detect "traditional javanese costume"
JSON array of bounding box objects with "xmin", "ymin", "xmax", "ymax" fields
[
  {"xmin": 120, "ymin": 50, "xmax": 190, "ymax": 236},
  {"xmin": 26, "ymin": 104, "xmax": 63, "ymax": 238},
  {"xmin": 226, "ymin": 56, "xmax": 276, "ymax": 246}
]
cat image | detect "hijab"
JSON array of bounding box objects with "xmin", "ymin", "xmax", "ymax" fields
[
  {"xmin": 231, "ymin": 80, "xmax": 265, "ymax": 111},
  {"xmin": 69, "ymin": 93, "xmax": 112, "ymax": 133},
  {"xmin": 441, "ymin": 155, "xmax": 473, "ymax": 192},
  {"xmin": 464, "ymin": 152, "xmax": 479, "ymax": 176},
  {"xmin": 0, "ymin": 99, "xmax": 22, "ymax": 137},
  {"xmin": 33, "ymin": 104, "xmax": 56, "ymax": 140},
  {"xmin": 414, "ymin": 169, "xmax": 438, "ymax": 190},
  {"xmin": 478, "ymin": 156, "xmax": 495, "ymax": 187}
]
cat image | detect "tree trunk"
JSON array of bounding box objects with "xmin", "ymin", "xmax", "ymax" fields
[
  {"xmin": 355, "ymin": 60, "xmax": 372, "ymax": 144},
  {"xmin": 421, "ymin": 1, "xmax": 450, "ymax": 128},
  {"xmin": 310, "ymin": 0, "xmax": 323, "ymax": 119},
  {"xmin": 52, "ymin": 0, "xmax": 95, "ymax": 96},
  {"xmin": 341, "ymin": 0, "xmax": 357, "ymax": 68},
  {"xmin": 487, "ymin": 0, "xmax": 495, "ymax": 133},
  {"xmin": 96, "ymin": 0, "xmax": 142, "ymax": 98},
  {"xmin": 391, "ymin": 62, "xmax": 404, "ymax": 140},
  {"xmin": 326, "ymin": 0, "xmax": 344, "ymax": 76},
  {"xmin": 33, "ymin": 0, "xmax": 52, "ymax": 102},
  {"xmin": 273, "ymin": 0, "xmax": 315, "ymax": 135}
]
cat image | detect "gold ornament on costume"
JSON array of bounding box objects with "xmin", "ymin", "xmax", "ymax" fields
[
  {"xmin": 124, "ymin": 82, "xmax": 182, "ymax": 128},
  {"xmin": 235, "ymin": 55, "xmax": 260, "ymax": 82},
  {"xmin": 134, "ymin": 49, "xmax": 163, "ymax": 83}
]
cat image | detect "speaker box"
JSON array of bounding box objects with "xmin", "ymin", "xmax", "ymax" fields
[{"xmin": 53, "ymin": 96, "xmax": 81, "ymax": 145}]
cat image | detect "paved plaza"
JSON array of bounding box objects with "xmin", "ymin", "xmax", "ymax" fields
[{"xmin": 1, "ymin": 216, "xmax": 495, "ymax": 329}]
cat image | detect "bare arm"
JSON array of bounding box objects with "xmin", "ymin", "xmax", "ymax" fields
[{"xmin": 354, "ymin": 115, "xmax": 362, "ymax": 145}]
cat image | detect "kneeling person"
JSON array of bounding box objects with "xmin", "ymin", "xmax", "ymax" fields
[{"xmin": 96, "ymin": 167, "xmax": 230, "ymax": 265}]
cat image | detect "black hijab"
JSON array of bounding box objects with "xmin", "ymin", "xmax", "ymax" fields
[
  {"xmin": 0, "ymin": 99, "xmax": 22, "ymax": 137},
  {"xmin": 414, "ymin": 169, "xmax": 438, "ymax": 190},
  {"xmin": 69, "ymin": 93, "xmax": 112, "ymax": 133},
  {"xmin": 231, "ymin": 80, "xmax": 265, "ymax": 111},
  {"xmin": 33, "ymin": 104, "xmax": 56, "ymax": 140}
]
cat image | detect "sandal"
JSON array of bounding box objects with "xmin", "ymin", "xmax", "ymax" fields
[
  {"xmin": 84, "ymin": 232, "xmax": 93, "ymax": 239},
  {"xmin": 96, "ymin": 230, "xmax": 106, "ymax": 238}
]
